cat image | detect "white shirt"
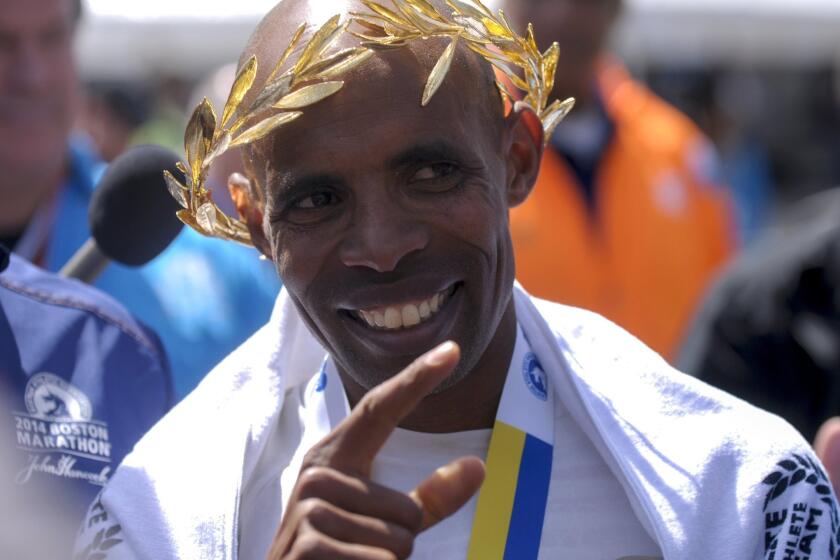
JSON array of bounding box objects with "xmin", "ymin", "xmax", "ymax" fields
[
  {"xmin": 238, "ymin": 331, "xmax": 662, "ymax": 560},
  {"xmin": 78, "ymin": 288, "xmax": 832, "ymax": 560}
]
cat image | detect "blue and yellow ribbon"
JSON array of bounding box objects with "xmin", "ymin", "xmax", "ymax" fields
[
  {"xmin": 467, "ymin": 332, "xmax": 554, "ymax": 560},
  {"xmin": 467, "ymin": 421, "xmax": 553, "ymax": 559}
]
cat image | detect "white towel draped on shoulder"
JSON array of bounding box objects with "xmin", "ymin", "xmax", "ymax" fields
[{"xmin": 75, "ymin": 285, "xmax": 840, "ymax": 560}]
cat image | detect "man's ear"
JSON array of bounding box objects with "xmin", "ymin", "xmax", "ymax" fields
[
  {"xmin": 504, "ymin": 104, "xmax": 544, "ymax": 208},
  {"xmin": 228, "ymin": 172, "xmax": 273, "ymax": 260}
]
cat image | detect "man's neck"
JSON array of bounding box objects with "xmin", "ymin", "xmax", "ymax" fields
[{"xmin": 341, "ymin": 301, "xmax": 518, "ymax": 433}]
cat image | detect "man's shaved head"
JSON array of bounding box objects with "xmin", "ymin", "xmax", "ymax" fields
[
  {"xmin": 236, "ymin": 0, "xmax": 504, "ymax": 200},
  {"xmin": 240, "ymin": 0, "xmax": 497, "ymax": 87}
]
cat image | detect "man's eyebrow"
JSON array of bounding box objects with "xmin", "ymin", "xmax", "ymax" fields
[
  {"xmin": 387, "ymin": 141, "xmax": 466, "ymax": 170},
  {"xmin": 270, "ymin": 172, "xmax": 344, "ymax": 201},
  {"xmin": 268, "ymin": 141, "xmax": 470, "ymax": 199}
]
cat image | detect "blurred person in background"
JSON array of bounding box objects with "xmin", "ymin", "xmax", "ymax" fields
[
  {"xmin": 680, "ymin": 187, "xmax": 840, "ymax": 442},
  {"xmin": 705, "ymin": 71, "xmax": 774, "ymax": 245},
  {"xmin": 0, "ymin": 243, "xmax": 172, "ymax": 556},
  {"xmin": 0, "ymin": 0, "xmax": 281, "ymax": 398},
  {"xmin": 131, "ymin": 76, "xmax": 193, "ymax": 157},
  {"xmin": 645, "ymin": 69, "xmax": 774, "ymax": 246},
  {"xmin": 504, "ymin": 0, "xmax": 739, "ymax": 360},
  {"xmin": 78, "ymin": 80, "xmax": 151, "ymax": 162},
  {"xmin": 675, "ymin": 67, "xmax": 840, "ymax": 494}
]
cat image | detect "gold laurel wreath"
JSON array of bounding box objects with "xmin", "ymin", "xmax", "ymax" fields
[{"xmin": 167, "ymin": 0, "xmax": 575, "ymax": 245}]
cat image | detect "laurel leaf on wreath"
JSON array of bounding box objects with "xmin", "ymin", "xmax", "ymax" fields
[
  {"xmin": 422, "ymin": 34, "xmax": 459, "ymax": 106},
  {"xmin": 447, "ymin": 0, "xmax": 491, "ymax": 20},
  {"xmin": 221, "ymin": 55, "xmax": 258, "ymax": 127},
  {"xmin": 407, "ymin": 0, "xmax": 450, "ymax": 23},
  {"xmin": 300, "ymin": 47, "xmax": 374, "ymax": 80},
  {"xmin": 361, "ymin": 1, "xmax": 410, "ymax": 29},
  {"xmin": 293, "ymin": 15, "xmax": 344, "ymax": 76},
  {"xmin": 163, "ymin": 170, "xmax": 189, "ymax": 209},
  {"xmin": 274, "ymin": 81, "xmax": 345, "ymax": 110},
  {"xmin": 268, "ymin": 22, "xmax": 307, "ymax": 83},
  {"xmin": 196, "ymin": 203, "xmax": 218, "ymax": 234},
  {"xmin": 230, "ymin": 111, "xmax": 303, "ymax": 148},
  {"xmin": 184, "ymin": 98, "xmax": 216, "ymax": 186}
]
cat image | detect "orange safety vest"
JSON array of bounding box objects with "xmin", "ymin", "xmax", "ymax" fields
[{"xmin": 511, "ymin": 62, "xmax": 737, "ymax": 360}]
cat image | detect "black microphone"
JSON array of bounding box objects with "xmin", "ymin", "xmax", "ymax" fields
[
  {"xmin": 0, "ymin": 245, "xmax": 9, "ymax": 274},
  {"xmin": 59, "ymin": 145, "xmax": 186, "ymax": 283}
]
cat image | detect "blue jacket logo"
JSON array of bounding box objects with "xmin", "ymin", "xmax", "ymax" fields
[
  {"xmin": 522, "ymin": 352, "xmax": 548, "ymax": 401},
  {"xmin": 24, "ymin": 372, "xmax": 92, "ymax": 421},
  {"xmin": 315, "ymin": 369, "xmax": 328, "ymax": 393}
]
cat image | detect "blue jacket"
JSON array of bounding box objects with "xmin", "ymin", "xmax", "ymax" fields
[
  {"xmin": 44, "ymin": 140, "xmax": 281, "ymax": 397},
  {"xmin": 0, "ymin": 249, "xmax": 173, "ymax": 518}
]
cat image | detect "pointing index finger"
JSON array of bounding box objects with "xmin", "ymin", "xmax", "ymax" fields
[{"xmin": 325, "ymin": 341, "xmax": 460, "ymax": 474}]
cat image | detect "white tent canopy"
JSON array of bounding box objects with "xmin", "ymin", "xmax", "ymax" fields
[
  {"xmin": 77, "ymin": 0, "xmax": 840, "ymax": 80},
  {"xmin": 616, "ymin": 0, "xmax": 840, "ymax": 68}
]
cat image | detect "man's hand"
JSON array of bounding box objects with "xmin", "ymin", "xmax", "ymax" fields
[
  {"xmin": 267, "ymin": 341, "xmax": 487, "ymax": 560},
  {"xmin": 814, "ymin": 417, "xmax": 840, "ymax": 496}
]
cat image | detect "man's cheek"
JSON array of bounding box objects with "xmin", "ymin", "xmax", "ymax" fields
[{"xmin": 273, "ymin": 249, "xmax": 291, "ymax": 279}]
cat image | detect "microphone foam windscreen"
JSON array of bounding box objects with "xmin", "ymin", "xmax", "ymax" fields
[
  {"xmin": 89, "ymin": 145, "xmax": 186, "ymax": 266},
  {"xmin": 0, "ymin": 245, "xmax": 9, "ymax": 273}
]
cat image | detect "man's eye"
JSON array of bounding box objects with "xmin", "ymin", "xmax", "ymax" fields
[
  {"xmin": 410, "ymin": 162, "xmax": 457, "ymax": 182},
  {"xmin": 294, "ymin": 191, "xmax": 339, "ymax": 209}
]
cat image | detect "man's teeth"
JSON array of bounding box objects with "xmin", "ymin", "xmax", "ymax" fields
[{"xmin": 357, "ymin": 288, "xmax": 451, "ymax": 331}]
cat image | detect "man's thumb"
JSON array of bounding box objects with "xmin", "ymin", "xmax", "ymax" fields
[{"xmin": 409, "ymin": 456, "xmax": 485, "ymax": 532}]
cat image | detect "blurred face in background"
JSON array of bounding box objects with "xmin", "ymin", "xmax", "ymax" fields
[
  {"xmin": 504, "ymin": 0, "xmax": 620, "ymax": 102},
  {"xmin": 0, "ymin": 0, "xmax": 78, "ymax": 177}
]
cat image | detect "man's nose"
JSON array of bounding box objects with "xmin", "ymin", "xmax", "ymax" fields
[
  {"xmin": 339, "ymin": 198, "xmax": 430, "ymax": 273},
  {"xmin": 12, "ymin": 41, "xmax": 51, "ymax": 93}
]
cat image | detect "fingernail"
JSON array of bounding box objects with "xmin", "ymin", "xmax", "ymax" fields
[
  {"xmin": 229, "ymin": 172, "xmax": 247, "ymax": 184},
  {"xmin": 434, "ymin": 461, "xmax": 459, "ymax": 479},
  {"xmin": 425, "ymin": 341, "xmax": 456, "ymax": 366}
]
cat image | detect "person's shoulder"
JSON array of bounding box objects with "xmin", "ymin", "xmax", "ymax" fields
[
  {"xmin": 528, "ymin": 295, "xmax": 823, "ymax": 526},
  {"xmin": 75, "ymin": 306, "xmax": 303, "ymax": 558},
  {"xmin": 702, "ymin": 187, "xmax": 840, "ymax": 318},
  {"xmin": 529, "ymin": 295, "xmax": 669, "ymax": 366},
  {"xmin": 599, "ymin": 63, "xmax": 722, "ymax": 187},
  {"xmin": 529, "ymin": 294, "xmax": 806, "ymax": 443},
  {"xmin": 1, "ymin": 252, "xmax": 162, "ymax": 355},
  {"xmin": 610, "ymin": 72, "xmax": 703, "ymax": 143}
]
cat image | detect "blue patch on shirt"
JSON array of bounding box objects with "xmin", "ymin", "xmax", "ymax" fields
[
  {"xmin": 315, "ymin": 366, "xmax": 328, "ymax": 393},
  {"xmin": 522, "ymin": 352, "xmax": 547, "ymax": 401}
]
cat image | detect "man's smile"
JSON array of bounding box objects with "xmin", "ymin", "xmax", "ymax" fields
[
  {"xmin": 352, "ymin": 283, "xmax": 458, "ymax": 331},
  {"xmin": 335, "ymin": 280, "xmax": 465, "ymax": 357}
]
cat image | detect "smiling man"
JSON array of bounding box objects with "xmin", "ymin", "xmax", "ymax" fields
[{"xmin": 76, "ymin": 1, "xmax": 839, "ymax": 559}]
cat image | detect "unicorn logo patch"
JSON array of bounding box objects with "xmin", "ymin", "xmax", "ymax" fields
[{"xmin": 522, "ymin": 352, "xmax": 548, "ymax": 402}]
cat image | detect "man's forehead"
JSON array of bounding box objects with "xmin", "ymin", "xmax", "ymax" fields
[
  {"xmin": 255, "ymin": 48, "xmax": 485, "ymax": 179},
  {"xmin": 243, "ymin": 7, "xmax": 500, "ymax": 179},
  {"xmin": 242, "ymin": 1, "xmax": 356, "ymax": 89}
]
